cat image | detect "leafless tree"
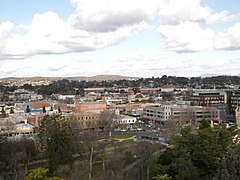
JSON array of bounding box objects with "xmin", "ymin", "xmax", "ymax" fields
[
  {"xmin": 2, "ymin": 138, "xmax": 37, "ymax": 179},
  {"xmin": 4, "ymin": 119, "xmax": 15, "ymax": 137},
  {"xmin": 98, "ymin": 110, "xmax": 117, "ymax": 139},
  {"xmin": 78, "ymin": 130, "xmax": 98, "ymax": 180},
  {"xmin": 162, "ymin": 118, "xmax": 181, "ymax": 142},
  {"xmin": 135, "ymin": 141, "xmax": 159, "ymax": 180}
]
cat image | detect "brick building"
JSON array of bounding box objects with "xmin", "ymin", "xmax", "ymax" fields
[{"xmin": 75, "ymin": 101, "xmax": 107, "ymax": 113}]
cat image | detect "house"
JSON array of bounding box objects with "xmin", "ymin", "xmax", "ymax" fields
[{"xmin": 15, "ymin": 120, "xmax": 34, "ymax": 134}]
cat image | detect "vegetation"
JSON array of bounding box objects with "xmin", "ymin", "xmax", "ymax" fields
[
  {"xmin": 38, "ymin": 115, "xmax": 74, "ymax": 174},
  {"xmin": 0, "ymin": 138, "xmax": 38, "ymax": 179},
  {"xmin": 1, "ymin": 113, "xmax": 240, "ymax": 179},
  {"xmin": 25, "ymin": 168, "xmax": 62, "ymax": 180},
  {"xmin": 2, "ymin": 75, "xmax": 240, "ymax": 96},
  {"xmin": 153, "ymin": 122, "xmax": 240, "ymax": 180}
]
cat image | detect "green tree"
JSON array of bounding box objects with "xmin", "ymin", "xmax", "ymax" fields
[
  {"xmin": 58, "ymin": 107, "xmax": 61, "ymax": 114},
  {"xmin": 26, "ymin": 105, "xmax": 30, "ymax": 113},
  {"xmin": 1, "ymin": 106, "xmax": 6, "ymax": 118},
  {"xmin": 153, "ymin": 174, "xmax": 172, "ymax": 180},
  {"xmin": 199, "ymin": 119, "xmax": 210, "ymax": 129},
  {"xmin": 154, "ymin": 125, "xmax": 238, "ymax": 180},
  {"xmin": 135, "ymin": 94, "xmax": 144, "ymax": 98},
  {"xmin": 10, "ymin": 107, "xmax": 14, "ymax": 114},
  {"xmin": 215, "ymin": 144, "xmax": 240, "ymax": 180},
  {"xmin": 25, "ymin": 168, "xmax": 62, "ymax": 180},
  {"xmin": 38, "ymin": 115, "xmax": 74, "ymax": 173},
  {"xmin": 42, "ymin": 106, "xmax": 46, "ymax": 113}
]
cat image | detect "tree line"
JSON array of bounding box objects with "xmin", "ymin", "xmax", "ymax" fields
[{"xmin": 1, "ymin": 75, "xmax": 240, "ymax": 96}]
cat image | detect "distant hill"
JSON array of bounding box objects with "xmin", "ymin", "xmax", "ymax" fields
[
  {"xmin": 0, "ymin": 75, "xmax": 139, "ymax": 82},
  {"xmin": 67, "ymin": 75, "xmax": 139, "ymax": 81},
  {"xmin": 200, "ymin": 74, "xmax": 218, "ymax": 78}
]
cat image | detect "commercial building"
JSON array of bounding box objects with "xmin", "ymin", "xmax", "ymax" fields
[
  {"xmin": 190, "ymin": 90, "xmax": 226, "ymax": 106},
  {"xmin": 143, "ymin": 105, "xmax": 220, "ymax": 124},
  {"xmin": 75, "ymin": 101, "xmax": 107, "ymax": 113},
  {"xmin": 60, "ymin": 112, "xmax": 99, "ymax": 129},
  {"xmin": 229, "ymin": 90, "xmax": 240, "ymax": 114},
  {"xmin": 140, "ymin": 88, "xmax": 160, "ymax": 94}
]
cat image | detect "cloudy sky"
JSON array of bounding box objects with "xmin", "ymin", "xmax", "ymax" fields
[{"xmin": 1, "ymin": 0, "xmax": 240, "ymax": 78}]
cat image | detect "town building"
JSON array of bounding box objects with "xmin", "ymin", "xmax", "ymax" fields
[
  {"xmin": 15, "ymin": 120, "xmax": 35, "ymax": 134},
  {"xmin": 84, "ymin": 88, "xmax": 105, "ymax": 94},
  {"xmin": 190, "ymin": 90, "xmax": 227, "ymax": 106},
  {"xmin": 229, "ymin": 90, "xmax": 240, "ymax": 114},
  {"xmin": 160, "ymin": 85, "xmax": 183, "ymax": 92},
  {"xmin": 115, "ymin": 114, "xmax": 137, "ymax": 129},
  {"xmin": 140, "ymin": 88, "xmax": 160, "ymax": 94},
  {"xmin": 75, "ymin": 101, "xmax": 107, "ymax": 113},
  {"xmin": 60, "ymin": 112, "xmax": 99, "ymax": 129},
  {"xmin": 143, "ymin": 105, "xmax": 220, "ymax": 124}
]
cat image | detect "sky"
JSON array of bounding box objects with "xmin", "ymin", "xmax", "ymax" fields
[{"xmin": 1, "ymin": 0, "xmax": 240, "ymax": 78}]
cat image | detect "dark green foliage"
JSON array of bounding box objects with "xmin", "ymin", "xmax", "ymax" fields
[
  {"xmin": 199, "ymin": 119, "xmax": 210, "ymax": 129},
  {"xmin": 58, "ymin": 107, "xmax": 61, "ymax": 114},
  {"xmin": 0, "ymin": 138, "xmax": 37, "ymax": 179},
  {"xmin": 26, "ymin": 168, "xmax": 62, "ymax": 180},
  {"xmin": 38, "ymin": 115, "xmax": 74, "ymax": 173},
  {"xmin": 3, "ymin": 75, "xmax": 240, "ymax": 96},
  {"xmin": 215, "ymin": 144, "xmax": 240, "ymax": 180},
  {"xmin": 26, "ymin": 105, "xmax": 30, "ymax": 113},
  {"xmin": 124, "ymin": 150, "xmax": 135, "ymax": 166},
  {"xmin": 154, "ymin": 125, "xmax": 239, "ymax": 180},
  {"xmin": 1, "ymin": 106, "xmax": 6, "ymax": 118},
  {"xmin": 10, "ymin": 107, "xmax": 14, "ymax": 114},
  {"xmin": 42, "ymin": 106, "xmax": 46, "ymax": 113}
]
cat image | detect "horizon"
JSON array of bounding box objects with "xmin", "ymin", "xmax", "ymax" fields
[
  {"xmin": 1, "ymin": 0, "xmax": 240, "ymax": 78},
  {"xmin": 1, "ymin": 73, "xmax": 240, "ymax": 80}
]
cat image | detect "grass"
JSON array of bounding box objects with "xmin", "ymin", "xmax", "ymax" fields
[
  {"xmin": 122, "ymin": 138, "xmax": 134, "ymax": 145},
  {"xmin": 114, "ymin": 134, "xmax": 134, "ymax": 139}
]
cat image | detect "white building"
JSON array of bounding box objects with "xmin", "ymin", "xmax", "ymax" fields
[
  {"xmin": 143, "ymin": 105, "xmax": 220, "ymax": 124},
  {"xmin": 115, "ymin": 115, "xmax": 137, "ymax": 125},
  {"xmin": 15, "ymin": 120, "xmax": 34, "ymax": 134}
]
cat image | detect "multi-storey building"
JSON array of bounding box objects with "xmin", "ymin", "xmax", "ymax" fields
[
  {"xmin": 140, "ymin": 88, "xmax": 160, "ymax": 95},
  {"xmin": 60, "ymin": 112, "xmax": 99, "ymax": 129},
  {"xmin": 191, "ymin": 90, "xmax": 226, "ymax": 106},
  {"xmin": 37, "ymin": 112, "xmax": 99, "ymax": 130},
  {"xmin": 75, "ymin": 101, "xmax": 107, "ymax": 113},
  {"xmin": 143, "ymin": 105, "xmax": 220, "ymax": 124},
  {"xmin": 229, "ymin": 90, "xmax": 240, "ymax": 114}
]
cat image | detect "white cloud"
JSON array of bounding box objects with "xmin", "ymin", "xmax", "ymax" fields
[
  {"xmin": 215, "ymin": 22, "xmax": 240, "ymax": 50},
  {"xmin": 69, "ymin": 0, "xmax": 158, "ymax": 32},
  {"xmin": 0, "ymin": 0, "xmax": 155, "ymax": 59},
  {"xmin": 0, "ymin": 21, "xmax": 14, "ymax": 55},
  {"xmin": 158, "ymin": 0, "xmax": 240, "ymax": 24},
  {"xmin": 158, "ymin": 21, "xmax": 215, "ymax": 52},
  {"xmin": 1, "ymin": 0, "xmax": 240, "ymax": 60}
]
